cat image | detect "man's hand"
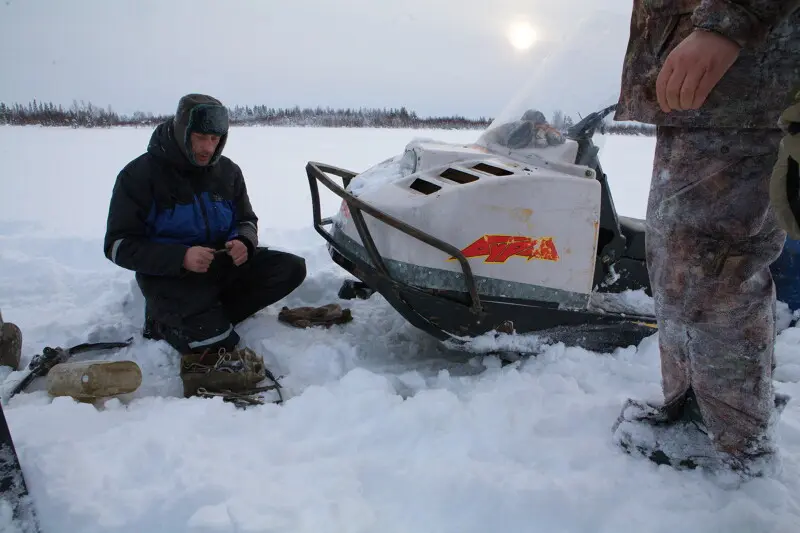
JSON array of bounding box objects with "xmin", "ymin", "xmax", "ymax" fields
[
  {"xmin": 183, "ymin": 246, "xmax": 215, "ymax": 273},
  {"xmin": 656, "ymin": 29, "xmax": 741, "ymax": 113},
  {"xmin": 226, "ymin": 239, "xmax": 248, "ymax": 266}
]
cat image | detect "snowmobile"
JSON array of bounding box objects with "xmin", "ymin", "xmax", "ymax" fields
[{"xmin": 305, "ymin": 103, "xmax": 657, "ymax": 354}]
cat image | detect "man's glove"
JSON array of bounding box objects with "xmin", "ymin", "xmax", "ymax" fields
[
  {"xmin": 769, "ymin": 90, "xmax": 800, "ymax": 239},
  {"xmin": 278, "ymin": 304, "xmax": 352, "ymax": 328}
]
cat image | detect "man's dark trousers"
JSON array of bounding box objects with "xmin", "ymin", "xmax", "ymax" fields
[{"xmin": 140, "ymin": 247, "xmax": 307, "ymax": 353}]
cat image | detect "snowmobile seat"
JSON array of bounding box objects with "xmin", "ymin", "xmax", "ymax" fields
[{"xmin": 618, "ymin": 216, "xmax": 646, "ymax": 260}]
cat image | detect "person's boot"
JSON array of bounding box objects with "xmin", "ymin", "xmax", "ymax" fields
[
  {"xmin": 612, "ymin": 389, "xmax": 790, "ymax": 475},
  {"xmin": 278, "ymin": 303, "xmax": 353, "ymax": 328},
  {"xmin": 0, "ymin": 311, "xmax": 22, "ymax": 371},
  {"xmin": 179, "ymin": 346, "xmax": 267, "ymax": 398},
  {"xmin": 611, "ymin": 389, "xmax": 719, "ymax": 471}
]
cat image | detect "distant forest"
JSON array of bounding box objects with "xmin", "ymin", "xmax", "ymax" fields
[{"xmin": 0, "ymin": 99, "xmax": 655, "ymax": 136}]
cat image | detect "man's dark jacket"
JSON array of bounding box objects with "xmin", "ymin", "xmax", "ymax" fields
[{"xmin": 103, "ymin": 117, "xmax": 259, "ymax": 282}]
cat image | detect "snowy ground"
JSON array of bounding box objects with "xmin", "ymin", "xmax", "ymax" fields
[{"xmin": 1, "ymin": 125, "xmax": 799, "ymax": 533}]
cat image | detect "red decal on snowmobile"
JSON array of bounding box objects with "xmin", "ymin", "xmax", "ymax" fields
[{"xmin": 451, "ymin": 235, "xmax": 559, "ymax": 263}]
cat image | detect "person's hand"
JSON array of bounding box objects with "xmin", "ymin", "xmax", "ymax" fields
[
  {"xmin": 656, "ymin": 29, "xmax": 741, "ymax": 113},
  {"xmin": 183, "ymin": 246, "xmax": 215, "ymax": 273},
  {"xmin": 226, "ymin": 239, "xmax": 248, "ymax": 266}
]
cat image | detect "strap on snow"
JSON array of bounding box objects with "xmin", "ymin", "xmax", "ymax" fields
[
  {"xmin": 68, "ymin": 338, "xmax": 134, "ymax": 355},
  {"xmin": 196, "ymin": 383, "xmax": 284, "ymax": 408}
]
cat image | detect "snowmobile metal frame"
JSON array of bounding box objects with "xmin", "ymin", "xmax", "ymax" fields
[{"xmin": 306, "ymin": 161, "xmax": 485, "ymax": 318}]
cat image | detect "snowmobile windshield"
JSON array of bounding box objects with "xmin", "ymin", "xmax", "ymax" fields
[{"xmin": 475, "ymin": 8, "xmax": 637, "ymax": 166}]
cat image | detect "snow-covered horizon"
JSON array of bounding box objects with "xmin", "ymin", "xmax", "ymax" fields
[{"xmin": 1, "ymin": 126, "xmax": 798, "ymax": 533}]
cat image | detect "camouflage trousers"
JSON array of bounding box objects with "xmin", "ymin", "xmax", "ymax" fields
[{"xmin": 646, "ymin": 127, "xmax": 786, "ymax": 460}]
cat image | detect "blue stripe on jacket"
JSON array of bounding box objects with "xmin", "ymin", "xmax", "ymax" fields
[{"xmin": 145, "ymin": 192, "xmax": 239, "ymax": 246}]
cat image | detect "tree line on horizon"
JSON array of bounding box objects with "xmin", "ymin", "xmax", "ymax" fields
[{"xmin": 0, "ymin": 99, "xmax": 656, "ymax": 136}]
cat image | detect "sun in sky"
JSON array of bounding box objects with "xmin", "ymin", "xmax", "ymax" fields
[{"xmin": 507, "ymin": 20, "xmax": 538, "ymax": 51}]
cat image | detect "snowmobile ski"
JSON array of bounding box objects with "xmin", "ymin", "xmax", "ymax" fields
[{"xmin": 0, "ymin": 399, "xmax": 41, "ymax": 533}]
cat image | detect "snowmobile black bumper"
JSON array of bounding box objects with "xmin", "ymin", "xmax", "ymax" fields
[{"xmin": 306, "ymin": 161, "xmax": 657, "ymax": 354}]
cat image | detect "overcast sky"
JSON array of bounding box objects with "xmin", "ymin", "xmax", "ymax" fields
[{"xmin": 1, "ymin": 0, "xmax": 633, "ymax": 119}]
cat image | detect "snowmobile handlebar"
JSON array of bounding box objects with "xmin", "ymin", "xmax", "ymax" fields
[
  {"xmin": 567, "ymin": 103, "xmax": 617, "ymax": 140},
  {"xmin": 306, "ymin": 161, "xmax": 484, "ymax": 315}
]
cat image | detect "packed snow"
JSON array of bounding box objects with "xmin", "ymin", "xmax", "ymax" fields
[{"xmin": 1, "ymin": 125, "xmax": 799, "ymax": 533}]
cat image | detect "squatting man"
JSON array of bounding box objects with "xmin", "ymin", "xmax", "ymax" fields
[{"xmin": 103, "ymin": 94, "xmax": 350, "ymax": 398}]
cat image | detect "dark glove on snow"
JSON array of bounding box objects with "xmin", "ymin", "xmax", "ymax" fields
[{"xmin": 278, "ymin": 304, "xmax": 352, "ymax": 328}]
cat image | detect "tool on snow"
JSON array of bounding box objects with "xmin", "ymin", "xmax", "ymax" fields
[
  {"xmin": 4, "ymin": 338, "xmax": 134, "ymax": 400},
  {"xmin": 46, "ymin": 359, "xmax": 142, "ymax": 402}
]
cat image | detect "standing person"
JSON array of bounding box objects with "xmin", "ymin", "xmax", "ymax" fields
[
  {"xmin": 611, "ymin": 1, "xmax": 800, "ymax": 477},
  {"xmin": 103, "ymin": 93, "xmax": 308, "ymax": 395}
]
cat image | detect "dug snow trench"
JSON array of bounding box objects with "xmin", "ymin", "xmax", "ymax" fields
[{"xmin": 1, "ymin": 126, "xmax": 799, "ymax": 533}]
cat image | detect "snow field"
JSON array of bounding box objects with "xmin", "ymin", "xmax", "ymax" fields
[{"xmin": 0, "ymin": 125, "xmax": 799, "ymax": 533}]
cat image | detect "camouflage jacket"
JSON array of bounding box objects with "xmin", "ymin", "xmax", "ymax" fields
[{"xmin": 615, "ymin": 0, "xmax": 800, "ymax": 128}]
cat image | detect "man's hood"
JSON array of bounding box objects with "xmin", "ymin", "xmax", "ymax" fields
[
  {"xmin": 146, "ymin": 120, "xmax": 198, "ymax": 171},
  {"xmin": 148, "ymin": 94, "xmax": 230, "ymax": 169}
]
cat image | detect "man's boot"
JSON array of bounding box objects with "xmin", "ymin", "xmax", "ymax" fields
[
  {"xmin": 0, "ymin": 310, "xmax": 22, "ymax": 371},
  {"xmin": 179, "ymin": 346, "xmax": 267, "ymax": 398}
]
